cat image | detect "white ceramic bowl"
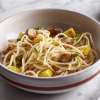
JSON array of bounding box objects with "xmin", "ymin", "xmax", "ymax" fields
[{"xmin": 0, "ymin": 9, "xmax": 100, "ymax": 94}]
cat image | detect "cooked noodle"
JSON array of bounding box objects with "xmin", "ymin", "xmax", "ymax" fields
[{"xmin": 0, "ymin": 27, "xmax": 97, "ymax": 77}]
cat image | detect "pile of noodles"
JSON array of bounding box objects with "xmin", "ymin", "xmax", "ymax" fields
[{"xmin": 0, "ymin": 27, "xmax": 97, "ymax": 77}]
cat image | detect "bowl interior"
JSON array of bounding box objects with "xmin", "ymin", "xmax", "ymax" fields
[{"xmin": 0, "ymin": 9, "xmax": 100, "ymax": 60}]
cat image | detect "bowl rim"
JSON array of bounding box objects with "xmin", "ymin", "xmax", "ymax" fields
[
  {"xmin": 0, "ymin": 8, "xmax": 100, "ymax": 80},
  {"xmin": 0, "ymin": 70, "xmax": 100, "ymax": 91}
]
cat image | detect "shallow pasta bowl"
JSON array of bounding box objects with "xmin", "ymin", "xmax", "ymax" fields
[{"xmin": 0, "ymin": 9, "xmax": 100, "ymax": 94}]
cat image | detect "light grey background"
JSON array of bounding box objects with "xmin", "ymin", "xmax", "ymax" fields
[{"xmin": 0, "ymin": 0, "xmax": 100, "ymax": 100}]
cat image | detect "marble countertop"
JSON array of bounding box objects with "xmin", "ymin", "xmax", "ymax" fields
[{"xmin": 0, "ymin": 0, "xmax": 100, "ymax": 100}]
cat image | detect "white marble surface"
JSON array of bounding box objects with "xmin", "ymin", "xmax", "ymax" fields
[
  {"xmin": 0, "ymin": 0, "xmax": 100, "ymax": 100},
  {"xmin": 0, "ymin": 0, "xmax": 100, "ymax": 17}
]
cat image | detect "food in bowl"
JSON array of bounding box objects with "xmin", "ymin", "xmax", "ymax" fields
[{"xmin": 0, "ymin": 26, "xmax": 97, "ymax": 78}]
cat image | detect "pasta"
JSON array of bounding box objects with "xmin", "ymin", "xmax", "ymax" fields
[{"xmin": 0, "ymin": 26, "xmax": 97, "ymax": 77}]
